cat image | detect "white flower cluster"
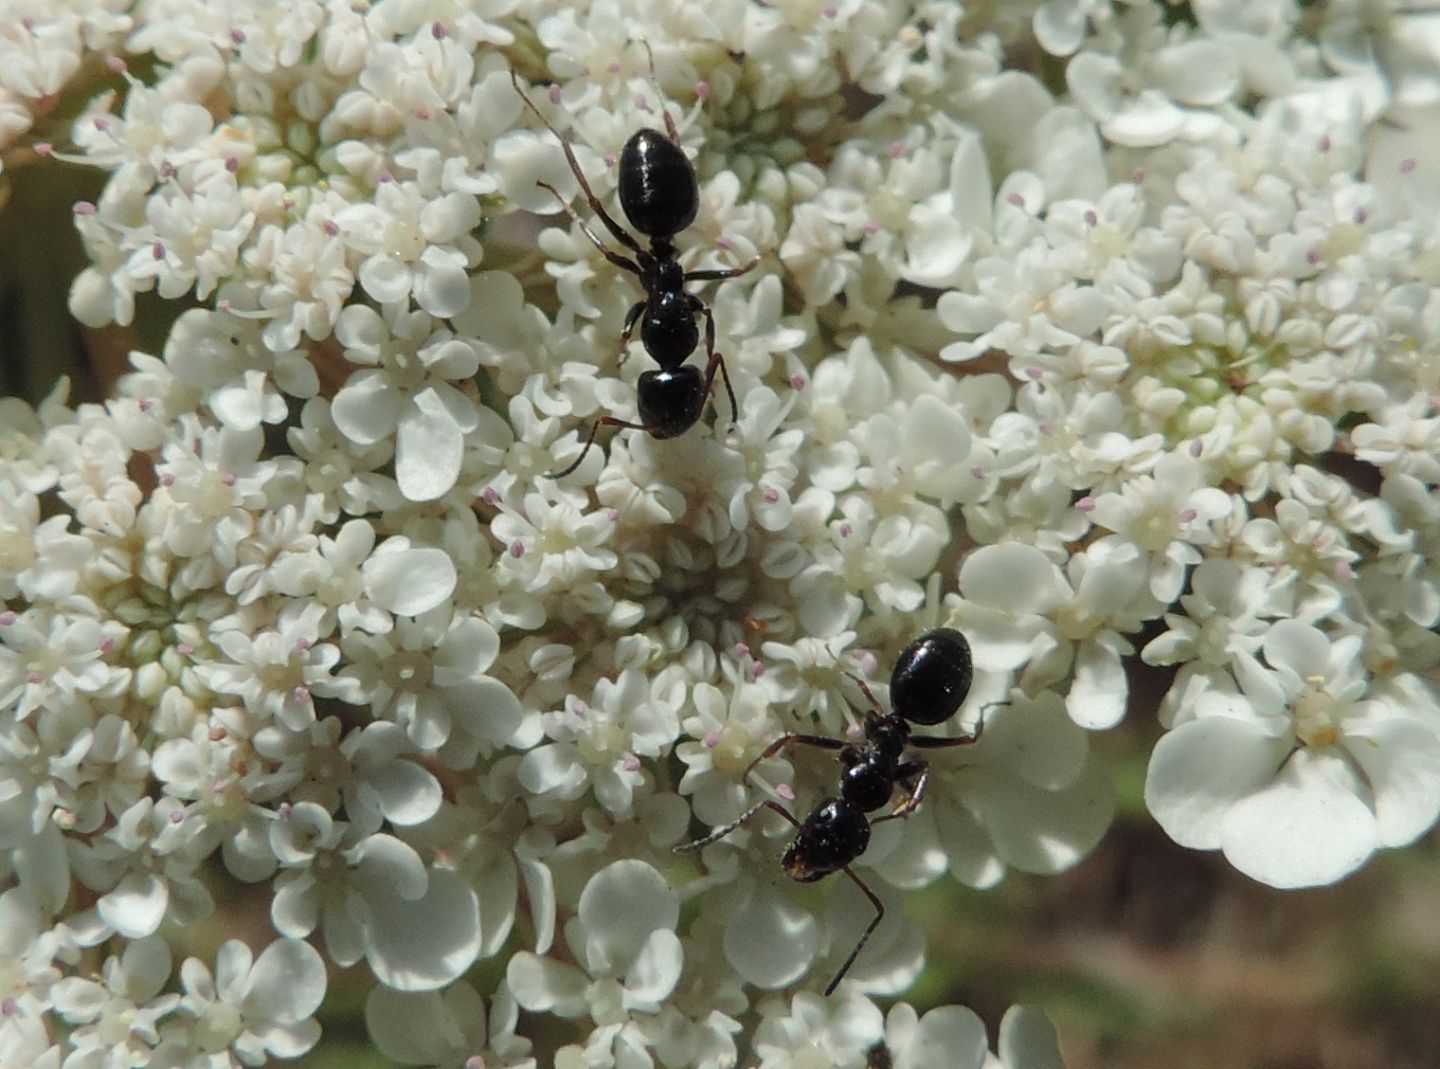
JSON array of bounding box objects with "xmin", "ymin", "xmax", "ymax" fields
[{"xmin": 2, "ymin": 0, "xmax": 1439, "ymax": 1065}]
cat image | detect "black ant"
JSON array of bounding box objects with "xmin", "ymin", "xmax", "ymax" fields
[
  {"xmin": 509, "ymin": 59, "xmax": 759, "ymax": 478},
  {"xmin": 676, "ymin": 627, "xmax": 983, "ymax": 996}
]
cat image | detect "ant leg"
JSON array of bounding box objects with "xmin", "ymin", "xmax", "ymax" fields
[
  {"xmin": 686, "ymin": 255, "xmax": 762, "ymax": 283},
  {"xmin": 870, "ymin": 761, "xmax": 928, "ymax": 826},
  {"xmin": 843, "ymin": 670, "xmax": 887, "ymax": 717},
  {"xmin": 907, "ymin": 704, "xmax": 990, "ymax": 749},
  {"xmin": 637, "ymin": 40, "xmax": 683, "ymax": 145},
  {"xmin": 826, "ymin": 865, "xmax": 883, "ymax": 996},
  {"xmin": 617, "ymin": 300, "xmax": 645, "ymax": 365},
  {"xmin": 697, "ymin": 304, "xmax": 739, "ymax": 425},
  {"xmin": 536, "ymin": 180, "xmax": 642, "ymax": 277},
  {"xmin": 510, "ymin": 69, "xmax": 646, "ymax": 259},
  {"xmin": 674, "ymin": 798, "xmax": 801, "ymax": 853},
  {"xmin": 742, "ymin": 732, "xmax": 846, "ymax": 783},
  {"xmin": 548, "ymin": 414, "xmax": 649, "ymax": 479}
]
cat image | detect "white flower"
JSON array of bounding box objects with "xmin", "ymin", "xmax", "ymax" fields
[
  {"xmin": 52, "ymin": 936, "xmax": 177, "ymax": 1066},
  {"xmin": 270, "ymin": 826, "xmax": 481, "ymax": 992},
  {"xmin": 329, "ymin": 304, "xmax": 486, "ymax": 502},
  {"xmin": 751, "ymin": 990, "xmax": 883, "ymax": 1069},
  {"xmin": 153, "ymin": 938, "xmax": 326, "ymax": 1067},
  {"xmin": 951, "ymin": 542, "xmax": 1160, "ymax": 730},
  {"xmin": 1145, "ymin": 620, "xmax": 1440, "ymax": 887},
  {"xmin": 332, "ymin": 607, "xmax": 525, "ymax": 756},
  {"xmin": 334, "ymin": 180, "xmax": 482, "ymax": 318},
  {"xmin": 196, "ymin": 602, "xmax": 340, "ymax": 732},
  {"xmin": 877, "ymin": 1002, "xmax": 986, "ymax": 1069},
  {"xmin": 1087, "ymin": 452, "xmax": 1233, "ymax": 602},
  {"xmin": 364, "ymin": 983, "xmax": 536, "ymax": 1069},
  {"xmin": 1065, "ymin": 4, "xmax": 1243, "ymax": 146},
  {"xmin": 507, "ymin": 860, "xmax": 683, "ymax": 1065},
  {"xmin": 491, "ymin": 489, "xmax": 618, "ymax": 598},
  {"xmin": 245, "ymin": 215, "xmax": 354, "ymax": 353},
  {"xmin": 518, "ymin": 668, "xmax": 680, "ymax": 814},
  {"xmin": 0, "ymin": 607, "xmax": 117, "ymax": 721}
]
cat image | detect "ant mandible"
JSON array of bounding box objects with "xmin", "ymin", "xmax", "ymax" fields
[
  {"xmin": 676, "ymin": 627, "xmax": 983, "ymax": 996},
  {"xmin": 509, "ymin": 57, "xmax": 759, "ymax": 478}
]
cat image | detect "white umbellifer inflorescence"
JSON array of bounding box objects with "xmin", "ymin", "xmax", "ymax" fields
[{"xmin": 2, "ymin": 0, "xmax": 1439, "ymax": 1066}]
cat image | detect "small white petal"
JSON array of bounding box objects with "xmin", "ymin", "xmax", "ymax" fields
[
  {"xmin": 364, "ymin": 868, "xmax": 481, "ymax": 991},
  {"xmin": 505, "ymin": 952, "xmax": 588, "ymax": 1017},
  {"xmin": 894, "ymin": 1004, "xmax": 987, "ymax": 1069},
  {"xmin": 363, "ymin": 541, "xmax": 457, "ymax": 615},
  {"xmin": 724, "ymin": 882, "xmax": 818, "ymax": 989},
  {"xmin": 623, "ymin": 929, "xmax": 683, "ymax": 1008},
  {"xmin": 1221, "ymin": 750, "xmax": 1377, "ymax": 888},
  {"xmin": 396, "ymin": 388, "xmax": 464, "ymax": 501},
  {"xmin": 1345, "ymin": 718, "xmax": 1440, "ymax": 847},
  {"xmin": 576, "ymin": 860, "xmax": 678, "ymax": 976},
  {"xmin": 1145, "ymin": 716, "xmax": 1290, "ymax": 848},
  {"xmin": 997, "ymin": 1005, "xmax": 1067, "ymax": 1069},
  {"xmin": 359, "ymin": 255, "xmax": 414, "ymax": 305},
  {"xmin": 369, "ymin": 760, "xmax": 443, "ymax": 827},
  {"xmin": 97, "ymin": 872, "xmax": 169, "ymax": 938},
  {"xmin": 243, "ymin": 938, "xmax": 327, "ymax": 1023}
]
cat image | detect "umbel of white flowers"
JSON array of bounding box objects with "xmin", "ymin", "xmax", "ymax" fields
[{"xmin": 1, "ymin": 0, "xmax": 1438, "ymax": 1067}]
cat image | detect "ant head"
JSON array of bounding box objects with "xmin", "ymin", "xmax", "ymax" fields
[{"xmin": 889, "ymin": 628, "xmax": 972, "ymax": 727}]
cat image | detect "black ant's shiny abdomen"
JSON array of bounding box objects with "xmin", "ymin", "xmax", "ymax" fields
[
  {"xmin": 637, "ymin": 367, "xmax": 705, "ymax": 438},
  {"xmin": 782, "ymin": 798, "xmax": 870, "ymax": 882},
  {"xmin": 619, "ymin": 129, "xmax": 699, "ymax": 237},
  {"xmin": 890, "ymin": 627, "xmax": 973, "ymax": 726}
]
